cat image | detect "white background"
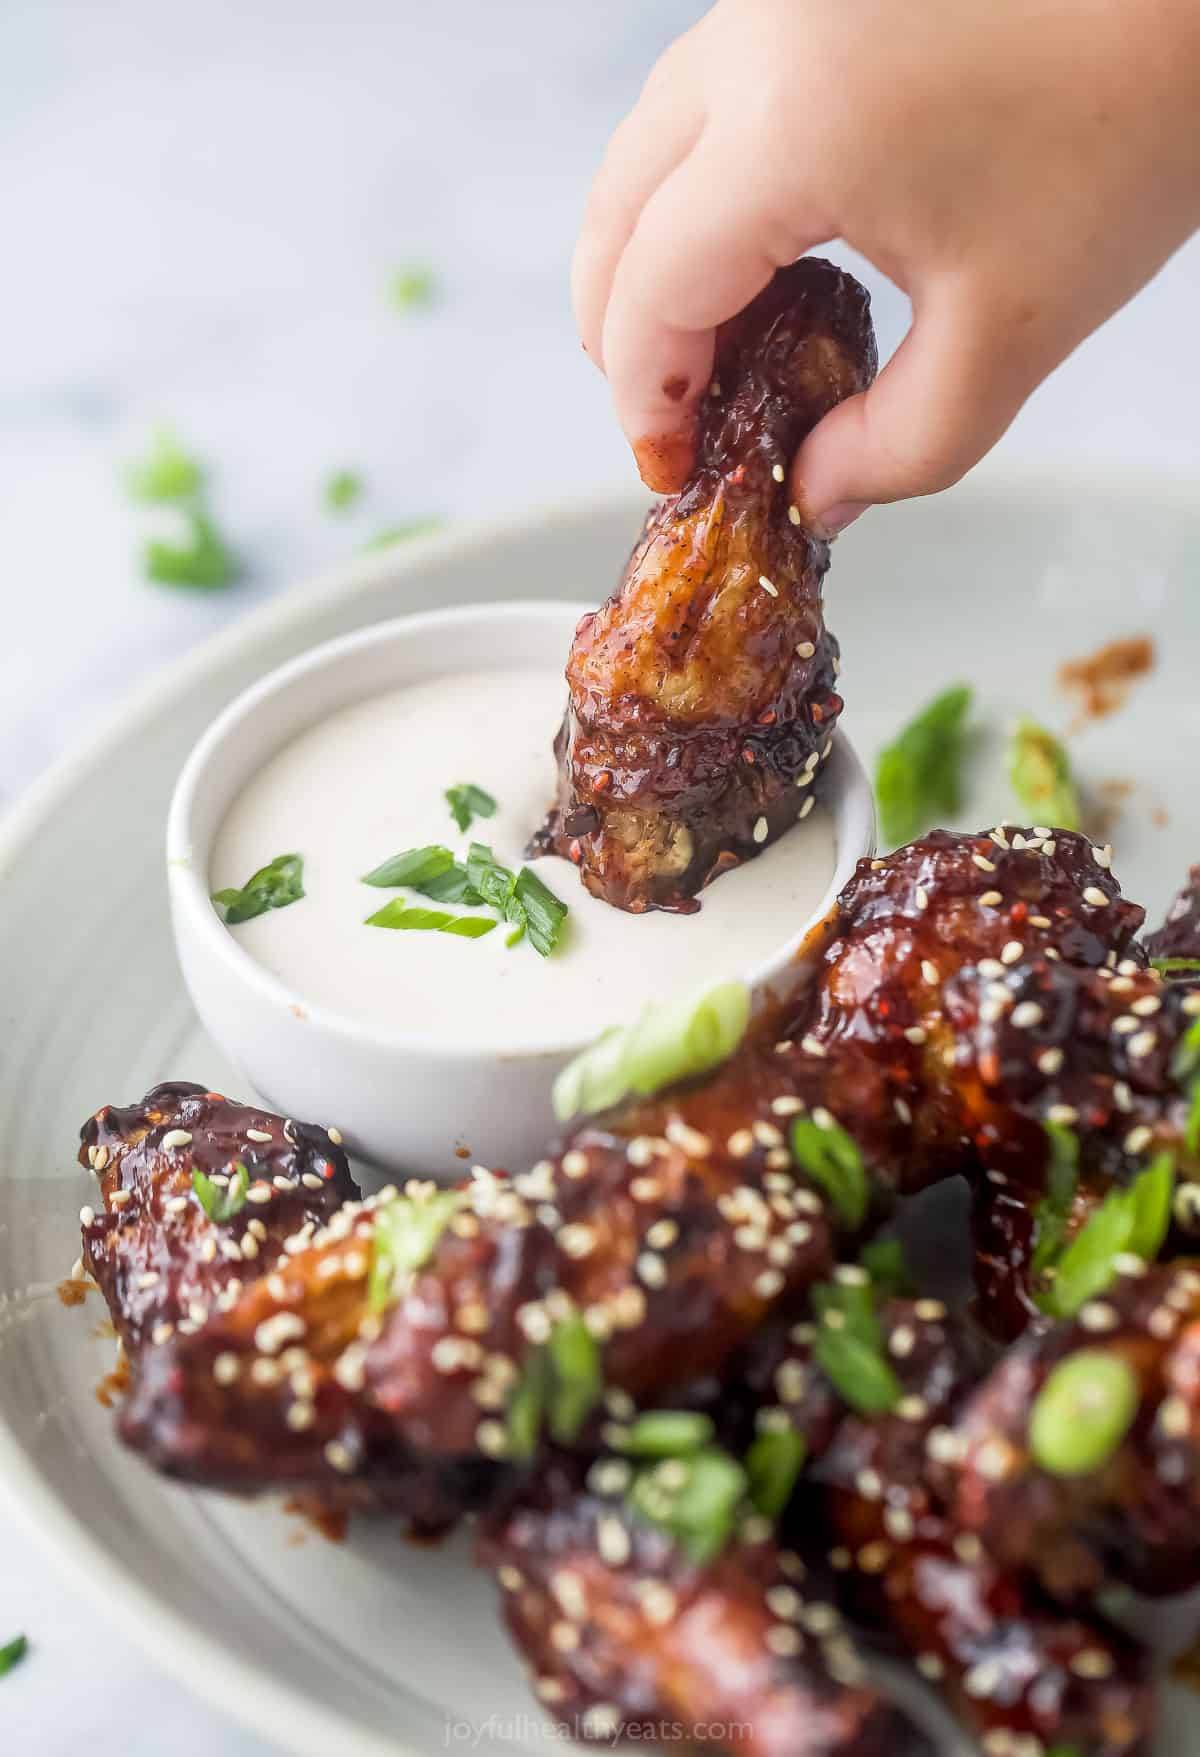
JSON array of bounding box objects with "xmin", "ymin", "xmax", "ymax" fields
[{"xmin": 3, "ymin": 1, "xmax": 1199, "ymax": 1750}]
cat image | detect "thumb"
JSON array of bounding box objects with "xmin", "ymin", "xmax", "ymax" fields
[{"xmin": 792, "ymin": 277, "xmax": 1051, "ymax": 534}]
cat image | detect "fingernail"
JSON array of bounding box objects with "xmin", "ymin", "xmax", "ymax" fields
[{"xmin": 815, "ymin": 501, "xmax": 871, "ymax": 539}]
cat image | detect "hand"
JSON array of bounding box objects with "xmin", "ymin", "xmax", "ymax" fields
[{"xmin": 573, "ymin": 0, "xmax": 1200, "ymax": 529}]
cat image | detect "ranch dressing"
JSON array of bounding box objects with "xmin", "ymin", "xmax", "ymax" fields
[{"xmin": 210, "ymin": 668, "xmax": 836, "ymax": 1052}]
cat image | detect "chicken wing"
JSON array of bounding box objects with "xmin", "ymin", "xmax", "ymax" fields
[{"xmin": 530, "ymin": 257, "xmax": 876, "ymax": 914}]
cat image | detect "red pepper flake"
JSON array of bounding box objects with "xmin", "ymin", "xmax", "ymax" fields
[
  {"xmin": 811, "ymin": 704, "xmax": 824, "ymax": 723},
  {"xmin": 1010, "ymin": 900, "xmax": 1028, "ymax": 924},
  {"xmin": 568, "ymin": 840, "xmax": 583, "ymax": 865},
  {"xmin": 741, "ymin": 746, "xmax": 756, "ymax": 765},
  {"xmin": 978, "ymin": 1052, "xmax": 1001, "ymax": 1087},
  {"xmin": 205, "ymin": 1093, "xmax": 225, "ymax": 1103},
  {"xmin": 321, "ymin": 1160, "xmax": 336, "ymax": 1180},
  {"xmin": 757, "ymin": 709, "xmax": 777, "ymax": 726},
  {"xmin": 594, "ymin": 770, "xmax": 612, "ymax": 792}
]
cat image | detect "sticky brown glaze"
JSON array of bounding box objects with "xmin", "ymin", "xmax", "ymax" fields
[
  {"xmin": 952, "ymin": 1257, "xmax": 1200, "ymax": 1602},
  {"xmin": 1144, "ymin": 865, "xmax": 1200, "ymax": 963},
  {"xmin": 105, "ymin": 833, "xmax": 1200, "ymax": 1516},
  {"xmin": 479, "ymin": 1468, "xmax": 928, "ymax": 1757},
  {"xmin": 78, "ymin": 1082, "xmax": 358, "ymax": 1353},
  {"xmin": 754, "ymin": 1298, "xmax": 1154, "ymax": 1756},
  {"xmin": 530, "ymin": 258, "xmax": 876, "ymax": 914}
]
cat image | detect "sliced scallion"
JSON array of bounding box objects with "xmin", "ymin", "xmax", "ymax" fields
[
  {"xmin": 1028, "ymin": 1350, "xmax": 1138, "ymax": 1476},
  {"xmin": 553, "ymin": 981, "xmax": 750, "ymax": 1123}
]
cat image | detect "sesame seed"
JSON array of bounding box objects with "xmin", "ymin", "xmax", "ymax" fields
[
  {"xmin": 324, "ymin": 1440, "xmax": 355, "ymax": 1474},
  {"xmin": 636, "ymin": 1252, "xmax": 668, "ymax": 1288},
  {"xmin": 665, "ymin": 1118, "xmax": 711, "ymax": 1157},
  {"xmin": 111, "ymin": 1191, "xmax": 133, "ymax": 1209},
  {"xmin": 626, "ymin": 1136, "xmax": 655, "ymax": 1167},
  {"xmin": 582, "ymin": 1706, "xmax": 620, "ymax": 1739},
  {"xmin": 1070, "ymin": 1649, "xmax": 1114, "ymax": 1680},
  {"xmin": 638, "ymin": 1581, "xmax": 678, "ymax": 1625},
  {"xmin": 885, "ymin": 1506, "xmax": 915, "ymax": 1541},
  {"xmin": 1001, "ymin": 941, "xmax": 1024, "ymax": 965},
  {"xmin": 1012, "ymin": 1002, "xmax": 1044, "ymax": 1029},
  {"xmin": 758, "ymin": 574, "xmax": 778, "ymax": 597},
  {"xmin": 799, "ymin": 795, "xmax": 815, "ymax": 820},
  {"xmin": 79, "ymin": 1205, "xmax": 95, "ymax": 1226},
  {"xmin": 301, "ymin": 1171, "xmax": 324, "ymax": 1190},
  {"xmin": 903, "ymin": 1025, "xmax": 927, "ymax": 1045},
  {"xmin": 916, "ymin": 886, "xmax": 929, "ymax": 911},
  {"xmin": 1132, "ymin": 995, "xmax": 1161, "ymax": 1017},
  {"xmin": 246, "ymin": 1185, "xmax": 272, "ymax": 1205},
  {"xmin": 954, "ymin": 1533, "xmax": 983, "ymax": 1564},
  {"xmin": 796, "ymin": 640, "xmax": 815, "ymax": 658},
  {"xmin": 1036, "ymin": 1047, "xmax": 1064, "ymax": 1075},
  {"xmin": 857, "ymin": 1542, "xmax": 891, "ymax": 1574},
  {"xmin": 965, "ymin": 1659, "xmax": 1002, "ymax": 1699},
  {"xmin": 788, "ymin": 504, "xmax": 802, "ymax": 525},
  {"xmin": 765, "ymin": 1584, "xmax": 803, "ymax": 1620},
  {"xmin": 771, "ymin": 1095, "xmax": 804, "ymax": 1117},
  {"xmin": 800, "ymin": 1034, "xmax": 826, "ymax": 1058},
  {"xmin": 498, "ymin": 1565, "xmax": 523, "ymax": 1591},
  {"xmin": 151, "ymin": 1321, "xmax": 174, "ymax": 1345},
  {"xmin": 914, "ymin": 1298, "xmax": 946, "ymax": 1320},
  {"xmin": 561, "ymin": 1149, "xmax": 588, "ymax": 1178},
  {"xmin": 916, "ymin": 1653, "xmax": 944, "ymax": 1680},
  {"xmin": 979, "ymin": 891, "xmax": 1002, "ymax": 907},
  {"xmin": 1047, "ymin": 1104, "xmax": 1079, "ymax": 1126},
  {"xmin": 595, "ymin": 1514, "xmax": 630, "ymax": 1566},
  {"xmin": 213, "ymin": 1352, "xmax": 240, "ymax": 1385},
  {"xmin": 246, "ymin": 1128, "xmax": 273, "ymax": 1143},
  {"xmin": 755, "ymin": 1269, "xmax": 785, "ymax": 1299},
  {"xmin": 972, "ymin": 854, "xmax": 997, "ymax": 873},
  {"xmin": 1082, "ymin": 886, "xmax": 1110, "ymax": 908},
  {"xmin": 897, "ymin": 1394, "xmax": 930, "ymax": 1422},
  {"xmin": 772, "ymin": 462, "xmax": 785, "ymax": 482},
  {"xmin": 327, "ymin": 1126, "xmax": 343, "ymax": 1145},
  {"xmin": 1128, "ymin": 1029, "xmax": 1157, "ymax": 1059},
  {"xmin": 476, "ymin": 1420, "xmax": 509, "ymax": 1458},
  {"xmin": 1093, "ymin": 844, "xmax": 1113, "ymax": 868},
  {"xmin": 889, "ymin": 1325, "xmax": 915, "ymax": 1359},
  {"xmin": 93, "ymin": 1145, "xmax": 110, "ymax": 1171},
  {"xmin": 161, "ymin": 1129, "xmax": 193, "ymax": 1149},
  {"xmin": 1160, "ymin": 1395, "xmax": 1190, "ymax": 1438},
  {"xmin": 855, "ymin": 1468, "xmax": 883, "ymax": 1500},
  {"xmin": 286, "ymin": 1402, "xmax": 315, "ymax": 1432},
  {"xmin": 766, "ymin": 1624, "xmax": 803, "ymax": 1656},
  {"xmin": 753, "ymin": 816, "xmax": 769, "ymax": 844},
  {"xmin": 978, "ymin": 958, "xmax": 1005, "ymax": 978},
  {"xmin": 136, "ymin": 1270, "xmax": 160, "ymax": 1289}
]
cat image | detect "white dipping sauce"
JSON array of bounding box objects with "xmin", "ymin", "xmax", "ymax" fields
[{"xmin": 211, "ymin": 668, "xmax": 836, "ymax": 1052}]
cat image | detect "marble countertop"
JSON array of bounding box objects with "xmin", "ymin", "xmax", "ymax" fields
[{"xmin": 3, "ymin": 1, "xmax": 1199, "ymax": 1750}]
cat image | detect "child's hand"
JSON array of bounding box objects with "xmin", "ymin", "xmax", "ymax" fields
[{"xmin": 573, "ymin": 0, "xmax": 1200, "ymax": 530}]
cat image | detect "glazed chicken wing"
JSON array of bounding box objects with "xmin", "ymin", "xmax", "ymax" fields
[
  {"xmin": 530, "ymin": 257, "xmax": 877, "ymax": 914},
  {"xmin": 479, "ymin": 1467, "xmax": 929, "ymax": 1757}
]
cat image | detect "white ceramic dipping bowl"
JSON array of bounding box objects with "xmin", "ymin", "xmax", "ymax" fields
[{"xmin": 168, "ymin": 600, "xmax": 875, "ymax": 1174}]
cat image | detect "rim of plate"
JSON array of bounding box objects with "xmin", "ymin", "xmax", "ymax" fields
[{"xmin": 0, "ymin": 465, "xmax": 1196, "ymax": 1757}]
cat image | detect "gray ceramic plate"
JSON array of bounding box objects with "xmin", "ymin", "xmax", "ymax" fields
[{"xmin": 1, "ymin": 476, "xmax": 1197, "ymax": 1754}]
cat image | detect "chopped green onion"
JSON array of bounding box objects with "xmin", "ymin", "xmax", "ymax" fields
[
  {"xmin": 874, "ymin": 684, "xmax": 973, "ymax": 847},
  {"xmin": 614, "ymin": 1410, "xmax": 715, "ymax": 1458},
  {"xmin": 192, "ymin": 1162, "xmax": 249, "ymax": 1223},
  {"xmin": 505, "ymin": 922, "xmax": 527, "ymax": 949},
  {"xmin": 553, "ymin": 981, "xmax": 750, "ymax": 1123},
  {"xmin": 0, "ymin": 1635, "xmax": 28, "ymax": 1679},
  {"xmin": 626, "ymin": 1447, "xmax": 747, "ymax": 1565},
  {"xmin": 324, "ymin": 470, "xmax": 363, "ymax": 513},
  {"xmin": 811, "ymin": 1266, "xmax": 902, "ymax": 1415},
  {"xmin": 445, "ymin": 783, "xmax": 497, "ymax": 834},
  {"xmin": 1031, "ymin": 1121, "xmax": 1081, "ymax": 1279},
  {"xmin": 1009, "ymin": 717, "xmax": 1080, "ymax": 831},
  {"xmin": 790, "ymin": 1116, "xmax": 868, "ymax": 1229},
  {"xmin": 1028, "ymin": 1351, "xmax": 1138, "ymax": 1476},
  {"xmin": 858, "ymin": 1237, "xmax": 914, "ymax": 1299},
  {"xmin": 814, "ymin": 1328, "xmax": 903, "ymax": 1415},
  {"xmin": 513, "ymin": 867, "xmax": 568, "ymax": 958},
  {"xmin": 364, "ymin": 900, "xmax": 496, "ymax": 937},
  {"xmin": 1125, "ymin": 1151, "xmax": 1175, "ymax": 1260},
  {"xmin": 1172, "ymin": 1018, "xmax": 1200, "ymax": 1156},
  {"xmin": 1040, "ymin": 1153, "xmax": 1175, "ymax": 1318},
  {"xmin": 212, "ymin": 851, "xmax": 305, "ymax": 925},
  {"xmin": 466, "ymin": 842, "xmax": 517, "ymax": 913},
  {"xmin": 1151, "ymin": 957, "xmax": 1200, "ymax": 976},
  {"xmin": 506, "ymin": 1348, "xmax": 549, "ymax": 1460},
  {"xmin": 745, "ymin": 1428, "xmax": 806, "ymax": 1519},
  {"xmin": 388, "ymin": 264, "xmax": 437, "ymax": 311},
  {"xmin": 146, "ymin": 509, "xmax": 239, "ymax": 589},
  {"xmin": 127, "ymin": 428, "xmax": 204, "ymax": 503},
  {"xmin": 361, "ymin": 518, "xmax": 443, "ymax": 551},
  {"xmin": 546, "ymin": 1315, "xmax": 603, "ymax": 1443},
  {"xmin": 369, "ymin": 1188, "xmax": 462, "ymax": 1312},
  {"xmin": 362, "ymin": 845, "xmax": 456, "ymax": 889}
]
